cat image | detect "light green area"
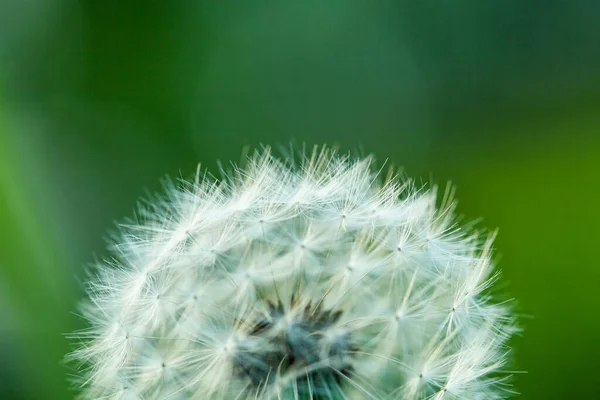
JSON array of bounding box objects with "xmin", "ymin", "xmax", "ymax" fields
[{"xmin": 0, "ymin": 104, "xmax": 77, "ymax": 400}]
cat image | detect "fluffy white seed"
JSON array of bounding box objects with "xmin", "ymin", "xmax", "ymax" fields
[{"xmin": 69, "ymin": 147, "xmax": 517, "ymax": 399}]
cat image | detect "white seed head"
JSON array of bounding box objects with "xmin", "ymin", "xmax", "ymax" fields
[{"xmin": 69, "ymin": 147, "xmax": 517, "ymax": 399}]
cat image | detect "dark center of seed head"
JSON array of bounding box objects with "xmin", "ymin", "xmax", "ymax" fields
[{"xmin": 233, "ymin": 301, "xmax": 354, "ymax": 396}]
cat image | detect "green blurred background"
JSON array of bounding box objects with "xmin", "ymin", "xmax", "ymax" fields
[{"xmin": 1, "ymin": 1, "xmax": 599, "ymax": 399}]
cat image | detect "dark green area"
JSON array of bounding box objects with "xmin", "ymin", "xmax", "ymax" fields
[{"xmin": 1, "ymin": 1, "xmax": 599, "ymax": 399}]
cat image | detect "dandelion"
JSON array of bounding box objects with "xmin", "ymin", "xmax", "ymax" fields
[{"xmin": 69, "ymin": 147, "xmax": 517, "ymax": 399}]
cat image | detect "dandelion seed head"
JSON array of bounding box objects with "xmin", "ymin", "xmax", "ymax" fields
[{"xmin": 69, "ymin": 146, "xmax": 517, "ymax": 399}]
